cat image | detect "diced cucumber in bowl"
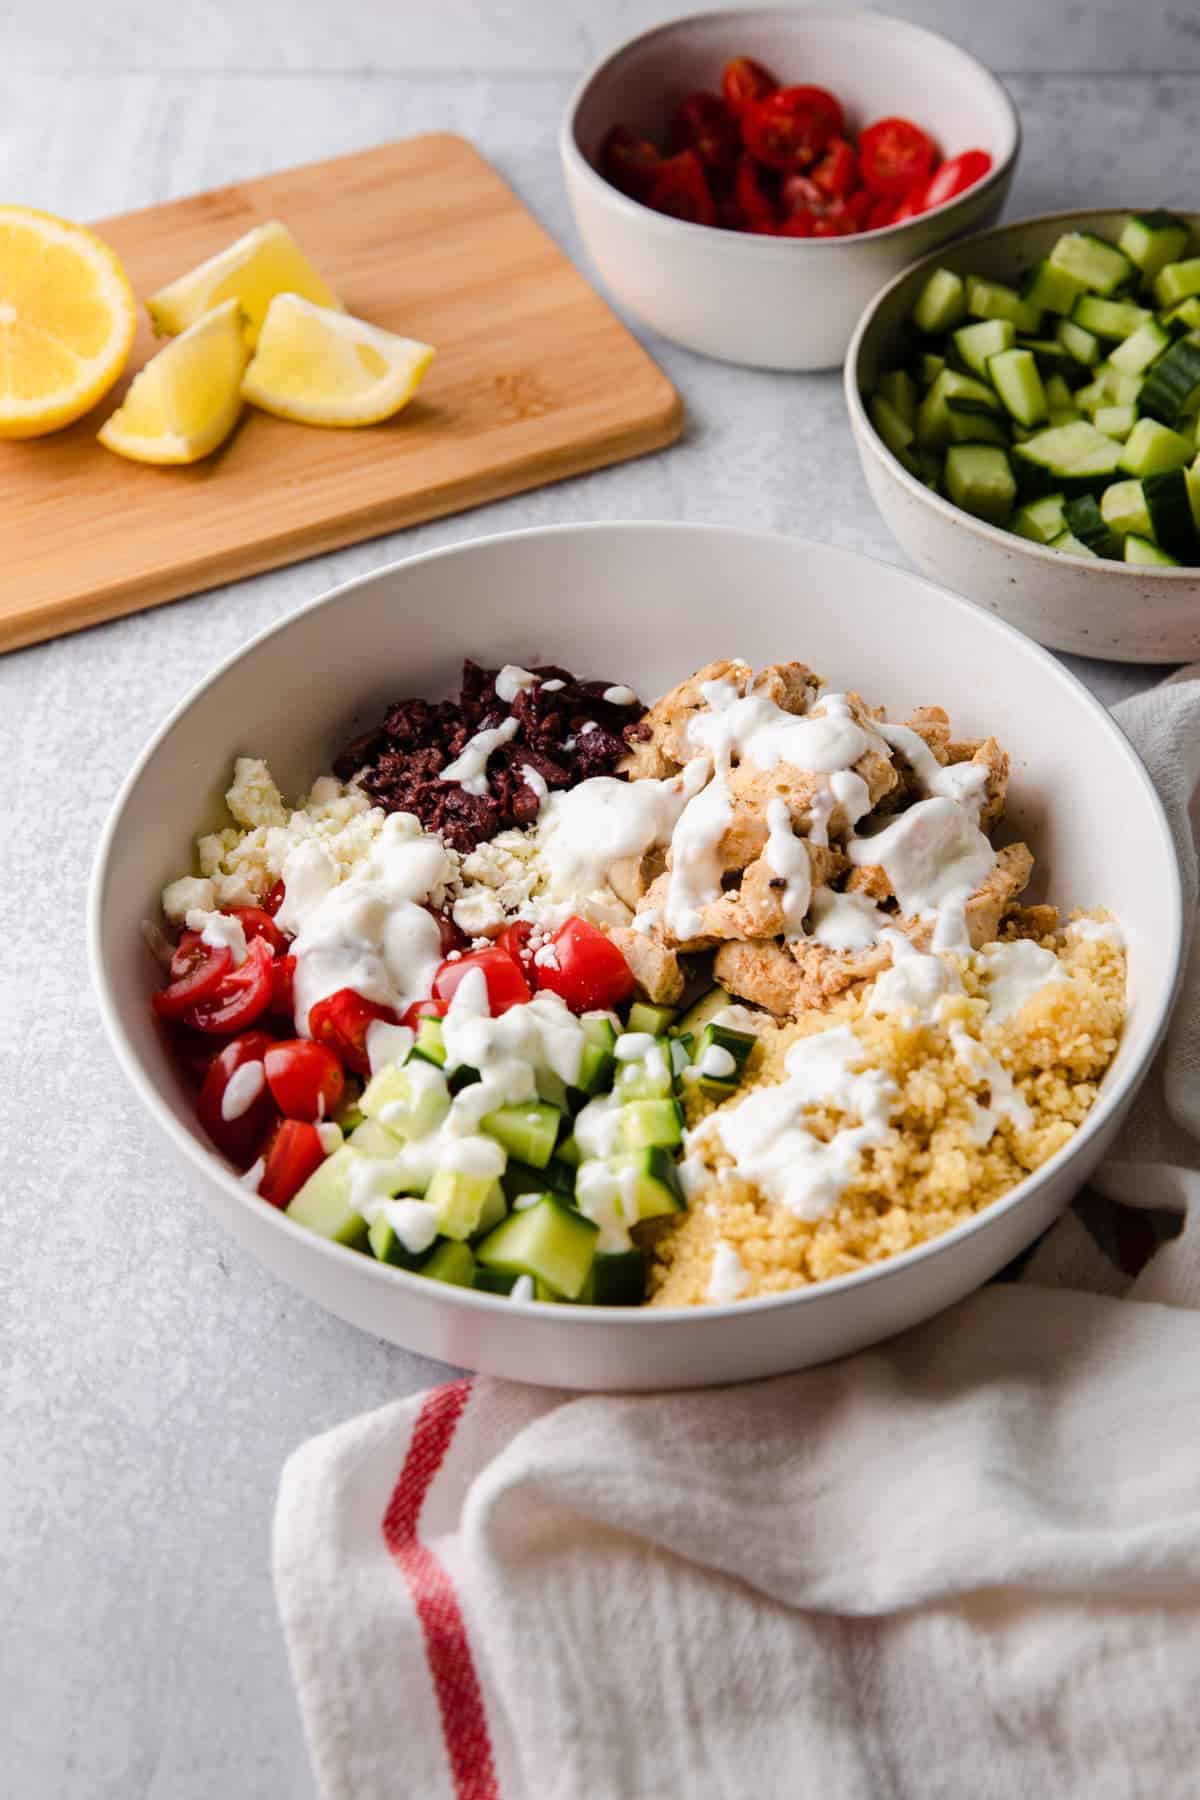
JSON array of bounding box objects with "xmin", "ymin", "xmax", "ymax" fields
[{"xmin": 865, "ymin": 209, "xmax": 1200, "ymax": 565}]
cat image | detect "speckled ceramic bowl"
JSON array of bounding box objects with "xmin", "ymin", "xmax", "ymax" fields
[
  {"xmin": 90, "ymin": 524, "xmax": 1182, "ymax": 1389},
  {"xmin": 561, "ymin": 7, "xmax": 1019, "ymax": 371},
  {"xmin": 846, "ymin": 208, "xmax": 1200, "ymax": 663}
]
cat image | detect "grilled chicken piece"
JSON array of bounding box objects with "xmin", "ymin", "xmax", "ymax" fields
[
  {"xmin": 618, "ymin": 658, "xmax": 751, "ymax": 773},
  {"xmin": 751, "ymin": 661, "xmax": 822, "ymax": 714},
  {"xmin": 608, "ymin": 847, "xmax": 668, "ymax": 910},
  {"xmin": 1000, "ymin": 902, "xmax": 1061, "ymax": 942},
  {"xmin": 888, "ymin": 843, "xmax": 1036, "ymax": 953},
  {"xmin": 713, "ymin": 939, "xmax": 819, "ymax": 1017},
  {"xmin": 606, "ymin": 924, "xmax": 686, "ymax": 1005},
  {"xmin": 783, "ymin": 937, "xmax": 896, "ymax": 1008}
]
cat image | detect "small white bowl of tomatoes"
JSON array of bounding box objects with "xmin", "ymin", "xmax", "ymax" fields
[{"xmin": 561, "ymin": 6, "xmax": 1020, "ymax": 370}]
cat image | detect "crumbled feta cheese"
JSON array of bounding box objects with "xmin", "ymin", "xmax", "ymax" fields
[
  {"xmin": 226, "ymin": 757, "xmax": 288, "ymax": 829},
  {"xmin": 452, "ymin": 885, "xmax": 507, "ymax": 937},
  {"xmin": 161, "ymin": 875, "xmax": 216, "ymax": 924}
]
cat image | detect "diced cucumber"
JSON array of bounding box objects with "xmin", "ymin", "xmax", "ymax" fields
[
  {"xmin": 1072, "ymin": 376, "xmax": 1107, "ymax": 415},
  {"xmin": 1101, "ymin": 479, "xmax": 1153, "ymax": 537},
  {"xmin": 480, "ymin": 1100, "xmax": 561, "ymax": 1169},
  {"xmin": 409, "ymin": 1015, "xmax": 447, "ymax": 1067},
  {"xmin": 590, "ymin": 1248, "xmax": 647, "ymax": 1307},
  {"xmin": 876, "ymin": 367, "xmax": 918, "ymax": 429},
  {"xmin": 965, "ymin": 275, "xmax": 1041, "ymax": 333},
  {"xmin": 605, "ymin": 1147, "xmax": 684, "ymax": 1220},
  {"xmin": 870, "ymin": 394, "xmax": 914, "ymax": 457},
  {"xmin": 426, "ymin": 1167, "xmax": 502, "ymax": 1241},
  {"xmin": 1056, "ymin": 318, "xmax": 1102, "ymax": 366},
  {"xmin": 1188, "ymin": 464, "xmax": 1200, "ymax": 530},
  {"xmin": 626, "ymin": 1002, "xmax": 677, "ymax": 1036},
  {"xmin": 368, "ymin": 1212, "xmax": 431, "ymax": 1269},
  {"xmin": 946, "ymin": 409, "xmax": 1010, "ymax": 448},
  {"xmin": 1109, "ymin": 318, "xmax": 1171, "ymax": 375},
  {"xmin": 360, "ymin": 1060, "xmax": 449, "ymax": 1138},
  {"xmin": 1022, "ymin": 257, "xmax": 1087, "ymax": 316},
  {"xmin": 1124, "ymin": 533, "xmax": 1179, "ymax": 566},
  {"xmin": 615, "ymin": 1039, "xmax": 674, "ymax": 1100},
  {"xmin": 573, "ymin": 1039, "xmax": 616, "ymax": 1098},
  {"xmin": 1094, "ymin": 405, "xmax": 1136, "ymax": 440},
  {"xmin": 1119, "ymin": 417, "xmax": 1194, "ymax": 476},
  {"xmin": 1142, "ymin": 468, "xmax": 1199, "ymax": 560},
  {"xmin": 1071, "ymin": 294, "xmax": 1152, "ymax": 340},
  {"xmin": 1153, "ymin": 259, "xmax": 1200, "ymax": 308},
  {"xmin": 348, "ymin": 1117, "xmax": 405, "ymax": 1159},
  {"xmin": 614, "ymin": 1098, "xmax": 684, "ymax": 1152},
  {"xmin": 1014, "ymin": 336, "xmax": 1079, "ymax": 380},
  {"xmin": 1103, "ymin": 367, "xmax": 1144, "ymax": 406},
  {"xmin": 555, "ymin": 1133, "xmax": 581, "ymax": 1168},
  {"xmin": 951, "ymin": 317, "xmax": 1014, "ymax": 378},
  {"xmin": 501, "ymin": 1156, "xmax": 574, "ymax": 1203},
  {"xmin": 535, "ymin": 1067, "xmax": 571, "ymax": 1112},
  {"xmin": 917, "ymin": 351, "xmax": 945, "ymax": 385},
  {"xmin": 473, "ymin": 1266, "xmax": 518, "ymax": 1295},
  {"xmin": 475, "ymin": 1196, "xmax": 598, "ymax": 1300},
  {"xmin": 695, "ymin": 1022, "xmax": 756, "ymax": 1075},
  {"xmin": 286, "ymin": 1146, "xmax": 370, "ymax": 1249},
  {"xmin": 912, "ymin": 267, "xmax": 966, "ymax": 334},
  {"xmin": 1119, "ymin": 212, "xmax": 1190, "ymax": 285},
  {"xmin": 1048, "ymin": 530, "xmax": 1098, "ymax": 559},
  {"xmin": 987, "ymin": 348, "xmax": 1048, "ymax": 427},
  {"xmin": 1048, "ymin": 230, "xmax": 1134, "ymax": 297},
  {"xmin": 336, "ymin": 1106, "xmax": 365, "ymax": 1135},
  {"xmin": 1136, "ymin": 340, "xmax": 1200, "ymax": 427},
  {"xmin": 1165, "ymin": 297, "xmax": 1200, "ymax": 331},
  {"xmin": 1013, "ymin": 420, "xmax": 1122, "ymax": 492},
  {"xmin": 1045, "ymin": 373, "xmax": 1077, "ymax": 413},
  {"xmin": 421, "ymin": 1241, "xmax": 477, "ymax": 1287},
  {"xmin": 1012, "ymin": 492, "xmax": 1067, "ymax": 544},
  {"xmin": 917, "ymin": 368, "xmax": 1002, "ymax": 451},
  {"xmin": 943, "ymin": 443, "xmax": 1016, "ymax": 524},
  {"xmin": 674, "ymin": 987, "xmax": 737, "ymax": 1038},
  {"xmin": 473, "ymin": 1180, "xmax": 508, "ymax": 1239},
  {"xmin": 1063, "ymin": 494, "xmax": 1120, "ymax": 557}
]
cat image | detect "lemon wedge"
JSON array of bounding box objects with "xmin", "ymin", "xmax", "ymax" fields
[
  {"xmin": 0, "ymin": 205, "xmax": 136, "ymax": 438},
  {"xmin": 241, "ymin": 294, "xmax": 435, "ymax": 427},
  {"xmin": 146, "ymin": 221, "xmax": 341, "ymax": 346},
  {"xmin": 98, "ymin": 297, "xmax": 248, "ymax": 464}
]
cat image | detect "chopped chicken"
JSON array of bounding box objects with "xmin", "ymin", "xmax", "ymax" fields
[
  {"xmin": 619, "ymin": 658, "xmax": 751, "ymax": 772},
  {"xmin": 713, "ymin": 938, "xmax": 820, "ymax": 1017},
  {"xmin": 1001, "ymin": 902, "xmax": 1061, "ymax": 941},
  {"xmin": 608, "ymin": 846, "xmax": 667, "ymax": 910},
  {"xmin": 751, "ymin": 661, "xmax": 821, "ymax": 714},
  {"xmin": 607, "ymin": 924, "xmax": 686, "ymax": 1005}
]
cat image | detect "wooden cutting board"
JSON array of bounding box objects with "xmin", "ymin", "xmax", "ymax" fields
[{"xmin": 1, "ymin": 134, "xmax": 681, "ymax": 654}]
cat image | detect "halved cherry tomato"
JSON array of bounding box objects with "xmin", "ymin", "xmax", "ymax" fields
[
  {"xmin": 811, "ymin": 137, "xmax": 858, "ymax": 199},
  {"xmin": 498, "ymin": 920, "xmax": 535, "ymax": 969},
  {"xmin": 164, "ymin": 1021, "xmax": 227, "ymax": 1087},
  {"xmin": 269, "ymin": 953, "xmax": 296, "ymax": 1018},
  {"xmin": 600, "ymin": 124, "xmax": 661, "ymax": 202},
  {"xmin": 401, "ymin": 997, "xmax": 450, "ymax": 1030},
  {"xmin": 153, "ymin": 939, "xmax": 234, "ymax": 1020},
  {"xmin": 735, "ymin": 153, "xmax": 778, "ymax": 230},
  {"xmin": 532, "ymin": 917, "xmax": 635, "ymax": 1013},
  {"xmin": 232, "ymin": 906, "xmax": 287, "ymax": 955},
  {"xmin": 780, "ymin": 209, "xmax": 815, "ymax": 238},
  {"xmin": 263, "ymin": 1039, "xmax": 345, "ymax": 1122},
  {"xmin": 432, "ymin": 946, "xmax": 531, "ymax": 1016},
  {"xmin": 179, "ymin": 936, "xmax": 276, "ymax": 1036},
  {"xmin": 740, "ymin": 86, "xmax": 843, "ymax": 171},
  {"xmin": 890, "ymin": 183, "xmax": 928, "ymax": 224},
  {"xmin": 858, "ymin": 116, "xmax": 937, "ymax": 199},
  {"xmin": 914, "ymin": 148, "xmax": 992, "ymax": 215},
  {"xmin": 721, "ymin": 55, "xmax": 777, "ymax": 115},
  {"xmin": 197, "ymin": 1029, "xmax": 279, "ymax": 1166},
  {"xmin": 426, "ymin": 906, "xmax": 467, "ymax": 958},
  {"xmin": 308, "ymin": 989, "xmax": 400, "ymax": 1077},
  {"xmin": 672, "ymin": 92, "xmax": 740, "ymax": 174},
  {"xmin": 644, "ymin": 150, "xmax": 715, "ymax": 226},
  {"xmin": 263, "ymin": 878, "xmax": 287, "ymax": 917},
  {"xmin": 865, "ymin": 195, "xmax": 902, "ymax": 231},
  {"xmin": 259, "ymin": 1119, "xmax": 327, "ymax": 1210}
]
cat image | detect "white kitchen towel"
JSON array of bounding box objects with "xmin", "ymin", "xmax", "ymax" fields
[{"xmin": 275, "ymin": 673, "xmax": 1200, "ymax": 1800}]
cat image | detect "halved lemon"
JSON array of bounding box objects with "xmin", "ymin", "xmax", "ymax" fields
[
  {"xmin": 241, "ymin": 294, "xmax": 435, "ymax": 427},
  {"xmin": 98, "ymin": 297, "xmax": 248, "ymax": 465},
  {"xmin": 146, "ymin": 220, "xmax": 342, "ymax": 346},
  {"xmin": 0, "ymin": 205, "xmax": 136, "ymax": 438}
]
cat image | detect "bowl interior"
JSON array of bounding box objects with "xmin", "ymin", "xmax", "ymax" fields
[
  {"xmin": 571, "ymin": 6, "xmax": 1018, "ymax": 173},
  {"xmin": 95, "ymin": 525, "xmax": 1178, "ymax": 1230}
]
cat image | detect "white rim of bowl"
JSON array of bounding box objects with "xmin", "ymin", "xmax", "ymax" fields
[
  {"xmin": 89, "ymin": 522, "xmax": 1183, "ymax": 1326},
  {"xmin": 560, "ymin": 4, "xmax": 1021, "ymax": 253},
  {"xmin": 845, "ymin": 205, "xmax": 1200, "ymax": 578}
]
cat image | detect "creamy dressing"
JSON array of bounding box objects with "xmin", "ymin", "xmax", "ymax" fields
[
  {"xmin": 573, "ymin": 1159, "xmax": 639, "ymax": 1252},
  {"xmin": 1067, "ymin": 915, "xmax": 1125, "ymax": 947},
  {"xmin": 380, "ymin": 1195, "xmax": 440, "ymax": 1254},
  {"xmin": 980, "ymin": 939, "xmax": 1069, "ymax": 1024},
  {"xmin": 521, "ymin": 764, "xmax": 549, "ymax": 804},
  {"xmin": 510, "ymin": 1274, "xmax": 536, "ymax": 1302},
  {"xmin": 631, "ymin": 908, "xmax": 660, "ymax": 936},
  {"xmin": 284, "ymin": 813, "xmax": 451, "ymax": 1035},
  {"xmin": 185, "ymin": 907, "xmax": 248, "ymax": 966},
  {"xmin": 829, "ymin": 768, "xmax": 873, "ymax": 828},
  {"xmin": 494, "ymin": 665, "xmax": 538, "ymax": 703},
  {"xmin": 876, "ymin": 721, "xmax": 989, "ymax": 814},
  {"xmin": 715, "ymin": 1026, "xmax": 896, "ymax": 1220},
  {"xmin": 949, "ymin": 1025, "xmax": 1033, "ymax": 1137},
  {"xmin": 614, "ymin": 1032, "xmax": 656, "ymax": 1061},
  {"xmin": 848, "ymin": 796, "xmax": 996, "ymax": 941},
  {"xmin": 366, "ymin": 1020, "xmax": 415, "ymax": 1076},
  {"xmin": 688, "ymin": 684, "xmax": 884, "ymax": 777},
  {"xmin": 697, "ymin": 1043, "xmax": 737, "ymax": 1080},
  {"xmin": 706, "ymin": 1240, "xmax": 750, "ymax": 1303},
  {"xmin": 664, "ymin": 773, "xmax": 732, "ymax": 940},
  {"xmin": 807, "ymin": 787, "xmax": 834, "ymax": 848},
  {"xmin": 221, "ymin": 1059, "xmax": 264, "ymax": 1121},
  {"xmin": 441, "ymin": 717, "xmax": 520, "ymax": 796},
  {"xmin": 868, "ymin": 947, "xmax": 961, "ymax": 1025},
  {"xmin": 442, "ymin": 963, "xmax": 586, "ymax": 1097},
  {"xmin": 535, "ymin": 759, "xmax": 707, "ymax": 901},
  {"xmin": 316, "ymin": 1121, "xmax": 343, "ymax": 1154},
  {"xmin": 603, "ymin": 685, "xmax": 638, "ymax": 706},
  {"xmin": 240, "ymin": 1156, "xmax": 265, "ymax": 1189},
  {"xmin": 764, "ymin": 799, "xmax": 812, "ymax": 936},
  {"xmin": 807, "ymin": 887, "xmax": 887, "ymax": 952},
  {"xmin": 573, "ymin": 1091, "xmax": 624, "ymax": 1161}
]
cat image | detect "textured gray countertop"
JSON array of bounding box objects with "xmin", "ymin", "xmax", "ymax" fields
[{"xmin": 4, "ymin": 3, "xmax": 1197, "ymax": 1794}]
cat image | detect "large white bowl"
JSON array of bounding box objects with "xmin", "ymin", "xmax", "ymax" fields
[
  {"xmin": 561, "ymin": 6, "xmax": 1019, "ymax": 371},
  {"xmin": 846, "ymin": 208, "xmax": 1200, "ymax": 662},
  {"xmin": 90, "ymin": 524, "xmax": 1182, "ymax": 1390}
]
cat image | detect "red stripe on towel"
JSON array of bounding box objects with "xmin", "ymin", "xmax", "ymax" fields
[{"xmin": 382, "ymin": 1379, "xmax": 500, "ymax": 1800}]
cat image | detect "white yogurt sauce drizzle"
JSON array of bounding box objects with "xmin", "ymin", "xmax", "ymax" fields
[
  {"xmin": 603, "ymin": 685, "xmax": 638, "ymax": 706},
  {"xmin": 848, "ymin": 796, "xmax": 996, "ymax": 949},
  {"xmin": 764, "ymin": 799, "xmax": 812, "ymax": 936},
  {"xmin": 876, "ymin": 721, "xmax": 989, "ymax": 815},
  {"xmin": 1067, "ymin": 915, "xmax": 1125, "ymax": 947},
  {"xmin": 664, "ymin": 773, "xmax": 733, "ymax": 939},
  {"xmin": 980, "ymin": 939, "xmax": 1069, "ymax": 1024},
  {"xmin": 494, "ymin": 665, "xmax": 538, "ymax": 703},
  {"xmin": 715, "ymin": 1026, "xmax": 896, "ymax": 1220},
  {"xmin": 510, "ymin": 1274, "xmax": 536, "ymax": 1302},
  {"xmin": 441, "ymin": 716, "xmax": 520, "ymax": 796},
  {"xmin": 807, "ymin": 887, "xmax": 888, "ymax": 952},
  {"xmin": 707, "ymin": 1240, "xmax": 750, "ymax": 1303},
  {"xmin": 688, "ymin": 684, "xmax": 885, "ymax": 777},
  {"xmin": 221, "ymin": 1059, "xmax": 264, "ymax": 1121},
  {"xmin": 535, "ymin": 758, "xmax": 708, "ymax": 902}
]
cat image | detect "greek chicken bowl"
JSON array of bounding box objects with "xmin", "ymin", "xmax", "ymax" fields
[{"xmin": 90, "ymin": 524, "xmax": 1182, "ymax": 1389}]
